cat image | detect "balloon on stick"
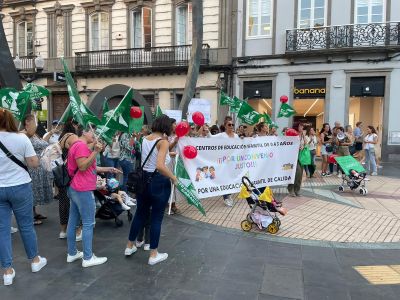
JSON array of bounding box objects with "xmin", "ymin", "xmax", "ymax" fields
[
  {"xmin": 285, "ymin": 128, "xmax": 299, "ymax": 136},
  {"xmin": 130, "ymin": 107, "xmax": 142, "ymax": 119},
  {"xmin": 183, "ymin": 145, "xmax": 197, "ymax": 159},
  {"xmin": 280, "ymin": 95, "xmax": 289, "ymax": 103},
  {"xmin": 192, "ymin": 111, "xmax": 205, "ymax": 126},
  {"xmin": 175, "ymin": 121, "xmax": 190, "ymax": 137}
]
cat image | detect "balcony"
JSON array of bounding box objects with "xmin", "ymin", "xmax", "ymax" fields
[
  {"xmin": 286, "ymin": 22, "xmax": 400, "ymax": 55},
  {"xmin": 75, "ymin": 44, "xmax": 210, "ymax": 73}
]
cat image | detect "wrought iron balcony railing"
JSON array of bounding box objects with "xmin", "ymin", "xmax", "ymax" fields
[
  {"xmin": 75, "ymin": 44, "xmax": 210, "ymax": 72},
  {"xmin": 286, "ymin": 22, "xmax": 400, "ymax": 53}
]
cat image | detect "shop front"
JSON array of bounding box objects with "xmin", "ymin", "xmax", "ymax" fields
[{"xmin": 243, "ymin": 80, "xmax": 273, "ymax": 116}]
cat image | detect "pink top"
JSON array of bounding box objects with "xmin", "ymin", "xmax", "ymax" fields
[{"xmin": 68, "ymin": 140, "xmax": 97, "ymax": 192}]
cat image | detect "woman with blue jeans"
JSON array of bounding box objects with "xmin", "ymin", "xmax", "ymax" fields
[
  {"xmin": 103, "ymin": 133, "xmax": 120, "ymax": 179},
  {"xmin": 118, "ymin": 132, "xmax": 135, "ymax": 192},
  {"xmin": 125, "ymin": 115, "xmax": 177, "ymax": 265},
  {"xmin": 0, "ymin": 109, "xmax": 47, "ymax": 286},
  {"xmin": 364, "ymin": 126, "xmax": 378, "ymax": 176},
  {"xmin": 66, "ymin": 127, "xmax": 120, "ymax": 268}
]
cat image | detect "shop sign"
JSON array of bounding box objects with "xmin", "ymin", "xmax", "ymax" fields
[
  {"xmin": 294, "ymin": 88, "xmax": 326, "ymax": 96},
  {"xmin": 293, "ymin": 79, "xmax": 326, "ymax": 99}
]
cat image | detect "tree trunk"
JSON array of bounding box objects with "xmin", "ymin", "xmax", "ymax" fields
[
  {"xmin": 178, "ymin": 0, "xmax": 203, "ymax": 116},
  {"xmin": 0, "ymin": 20, "xmax": 22, "ymax": 89}
]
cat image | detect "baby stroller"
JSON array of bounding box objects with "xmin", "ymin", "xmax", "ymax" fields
[
  {"xmin": 239, "ymin": 177, "xmax": 282, "ymax": 234},
  {"xmin": 335, "ymin": 156, "xmax": 368, "ymax": 195}
]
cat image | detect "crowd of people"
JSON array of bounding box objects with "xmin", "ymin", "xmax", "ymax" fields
[{"xmin": 0, "ymin": 105, "xmax": 380, "ymax": 286}]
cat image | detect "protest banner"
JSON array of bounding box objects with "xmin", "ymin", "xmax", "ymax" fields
[
  {"xmin": 177, "ymin": 136, "xmax": 300, "ymax": 199},
  {"xmin": 188, "ymin": 98, "xmax": 211, "ymax": 124},
  {"xmin": 164, "ymin": 109, "xmax": 182, "ymax": 123}
]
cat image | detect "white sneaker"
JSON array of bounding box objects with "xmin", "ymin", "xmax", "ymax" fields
[
  {"xmin": 223, "ymin": 197, "xmax": 234, "ymax": 207},
  {"xmin": 124, "ymin": 246, "xmax": 137, "ymax": 256},
  {"xmin": 121, "ymin": 203, "xmax": 131, "ymax": 211},
  {"xmin": 82, "ymin": 254, "xmax": 107, "ymax": 268},
  {"xmin": 135, "ymin": 240, "xmax": 144, "ymax": 248},
  {"xmin": 371, "ymin": 172, "xmax": 378, "ymax": 176},
  {"xmin": 148, "ymin": 252, "xmax": 168, "ymax": 265},
  {"xmin": 144, "ymin": 244, "xmax": 150, "ymax": 251},
  {"xmin": 59, "ymin": 231, "xmax": 67, "ymax": 239},
  {"xmin": 31, "ymin": 256, "xmax": 47, "ymax": 273},
  {"xmin": 76, "ymin": 232, "xmax": 82, "ymax": 242},
  {"xmin": 11, "ymin": 227, "xmax": 18, "ymax": 234},
  {"xmin": 67, "ymin": 251, "xmax": 83, "ymax": 263},
  {"xmin": 3, "ymin": 268, "xmax": 15, "ymax": 286},
  {"xmin": 125, "ymin": 199, "xmax": 136, "ymax": 206},
  {"xmin": 337, "ymin": 174, "xmax": 342, "ymax": 178}
]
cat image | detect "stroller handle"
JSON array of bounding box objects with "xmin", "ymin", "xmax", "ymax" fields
[{"xmin": 242, "ymin": 176, "xmax": 254, "ymax": 191}]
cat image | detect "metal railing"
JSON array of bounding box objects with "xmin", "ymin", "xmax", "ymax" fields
[
  {"xmin": 75, "ymin": 44, "xmax": 210, "ymax": 71},
  {"xmin": 286, "ymin": 22, "xmax": 400, "ymax": 52}
]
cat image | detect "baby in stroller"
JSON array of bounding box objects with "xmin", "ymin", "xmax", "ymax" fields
[{"xmin": 96, "ymin": 177, "xmax": 136, "ymax": 211}]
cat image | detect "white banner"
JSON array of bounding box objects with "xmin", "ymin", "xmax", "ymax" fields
[
  {"xmin": 177, "ymin": 136, "xmax": 300, "ymax": 199},
  {"xmin": 188, "ymin": 98, "xmax": 211, "ymax": 124},
  {"xmin": 164, "ymin": 109, "xmax": 182, "ymax": 123}
]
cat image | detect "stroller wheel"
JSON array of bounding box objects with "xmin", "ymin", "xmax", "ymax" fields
[
  {"xmin": 241, "ymin": 220, "xmax": 252, "ymax": 232},
  {"xmin": 267, "ymin": 222, "xmax": 279, "ymax": 234},
  {"xmin": 359, "ymin": 188, "xmax": 368, "ymax": 195},
  {"xmin": 115, "ymin": 218, "xmax": 123, "ymax": 227},
  {"xmin": 338, "ymin": 185, "xmax": 344, "ymax": 192},
  {"xmin": 274, "ymin": 218, "xmax": 281, "ymax": 227}
]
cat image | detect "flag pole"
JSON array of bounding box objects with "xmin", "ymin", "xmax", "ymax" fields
[{"xmin": 168, "ymin": 153, "xmax": 179, "ymax": 215}]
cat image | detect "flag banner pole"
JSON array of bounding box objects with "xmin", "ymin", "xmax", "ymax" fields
[{"xmin": 168, "ymin": 154, "xmax": 179, "ymax": 215}]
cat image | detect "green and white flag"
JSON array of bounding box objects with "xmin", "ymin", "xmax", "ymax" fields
[
  {"xmin": 154, "ymin": 105, "xmax": 163, "ymax": 118},
  {"xmin": 175, "ymin": 156, "xmax": 206, "ymax": 216},
  {"xmin": 101, "ymin": 99, "xmax": 110, "ymax": 124},
  {"xmin": 237, "ymin": 101, "xmax": 261, "ymax": 125},
  {"xmin": 95, "ymin": 125, "xmax": 116, "ymax": 145},
  {"xmin": 62, "ymin": 58, "xmax": 100, "ymax": 127},
  {"xmin": 277, "ymin": 103, "xmax": 296, "ymax": 118},
  {"xmin": 229, "ymin": 96, "xmax": 243, "ymax": 114},
  {"xmin": 0, "ymin": 88, "xmax": 30, "ymax": 121},
  {"xmin": 263, "ymin": 112, "xmax": 272, "ymax": 125},
  {"xmin": 219, "ymin": 91, "xmax": 235, "ymax": 106}
]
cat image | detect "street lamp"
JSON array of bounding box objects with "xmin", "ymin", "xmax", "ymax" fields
[{"xmin": 13, "ymin": 54, "xmax": 44, "ymax": 83}]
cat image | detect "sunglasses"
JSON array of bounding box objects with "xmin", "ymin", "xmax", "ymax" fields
[
  {"xmin": 227, "ymin": 123, "xmax": 234, "ymax": 127},
  {"xmin": 243, "ymin": 126, "xmax": 247, "ymax": 129}
]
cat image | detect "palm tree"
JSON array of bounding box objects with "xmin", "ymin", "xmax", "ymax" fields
[{"xmin": 178, "ymin": 0, "xmax": 203, "ymax": 115}]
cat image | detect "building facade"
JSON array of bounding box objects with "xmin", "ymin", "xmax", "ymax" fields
[
  {"xmin": 0, "ymin": 0, "xmax": 234, "ymax": 123},
  {"xmin": 234, "ymin": 0, "xmax": 400, "ymax": 162}
]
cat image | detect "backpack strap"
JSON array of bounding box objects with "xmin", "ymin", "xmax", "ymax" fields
[{"xmin": 0, "ymin": 140, "xmax": 29, "ymax": 173}]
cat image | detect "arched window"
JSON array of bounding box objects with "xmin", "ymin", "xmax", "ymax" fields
[
  {"xmin": 131, "ymin": 7, "xmax": 152, "ymax": 48},
  {"xmin": 16, "ymin": 21, "xmax": 34, "ymax": 56},
  {"xmin": 175, "ymin": 2, "xmax": 192, "ymax": 45},
  {"xmin": 89, "ymin": 12, "xmax": 110, "ymax": 51}
]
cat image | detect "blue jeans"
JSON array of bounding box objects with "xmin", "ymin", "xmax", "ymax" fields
[
  {"xmin": 119, "ymin": 159, "xmax": 133, "ymax": 192},
  {"xmin": 0, "ymin": 183, "xmax": 38, "ymax": 268},
  {"xmin": 104, "ymin": 157, "xmax": 119, "ymax": 179},
  {"xmin": 128, "ymin": 172, "xmax": 171, "ymax": 249},
  {"xmin": 365, "ymin": 148, "xmax": 377, "ymax": 174},
  {"xmin": 67, "ymin": 187, "xmax": 96, "ymax": 260}
]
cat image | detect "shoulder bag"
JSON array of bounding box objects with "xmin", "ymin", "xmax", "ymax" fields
[
  {"xmin": 127, "ymin": 139, "xmax": 161, "ymax": 195},
  {"xmin": 0, "ymin": 140, "xmax": 30, "ymax": 176},
  {"xmin": 52, "ymin": 136, "xmax": 78, "ymax": 188}
]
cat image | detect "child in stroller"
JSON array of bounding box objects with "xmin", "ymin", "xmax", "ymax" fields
[
  {"xmin": 94, "ymin": 177, "xmax": 135, "ymax": 227},
  {"xmin": 338, "ymin": 169, "xmax": 369, "ymax": 195},
  {"xmin": 240, "ymin": 177, "xmax": 287, "ymax": 234}
]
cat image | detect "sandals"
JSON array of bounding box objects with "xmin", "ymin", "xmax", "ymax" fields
[{"xmin": 34, "ymin": 214, "xmax": 47, "ymax": 220}]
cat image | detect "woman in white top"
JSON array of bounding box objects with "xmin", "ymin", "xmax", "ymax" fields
[
  {"xmin": 364, "ymin": 126, "xmax": 378, "ymax": 175},
  {"xmin": 125, "ymin": 115, "xmax": 177, "ymax": 265},
  {"xmin": 0, "ymin": 109, "xmax": 47, "ymax": 286},
  {"xmin": 103, "ymin": 133, "xmax": 121, "ymax": 179},
  {"xmin": 304, "ymin": 127, "xmax": 318, "ymax": 178}
]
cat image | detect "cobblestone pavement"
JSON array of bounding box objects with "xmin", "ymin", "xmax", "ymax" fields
[{"xmin": 177, "ymin": 167, "xmax": 400, "ymax": 247}]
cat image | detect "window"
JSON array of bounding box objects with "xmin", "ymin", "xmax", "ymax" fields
[
  {"xmin": 247, "ymin": 0, "xmax": 273, "ymax": 38},
  {"xmin": 17, "ymin": 21, "xmax": 34, "ymax": 56},
  {"xmin": 356, "ymin": 0, "xmax": 385, "ymax": 24},
  {"xmin": 89, "ymin": 12, "xmax": 109, "ymax": 51},
  {"xmin": 176, "ymin": 3, "xmax": 192, "ymax": 45},
  {"xmin": 132, "ymin": 7, "xmax": 152, "ymax": 48},
  {"xmin": 298, "ymin": 0, "xmax": 326, "ymax": 28}
]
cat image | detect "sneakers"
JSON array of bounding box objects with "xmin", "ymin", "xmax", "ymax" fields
[
  {"xmin": 59, "ymin": 231, "xmax": 67, "ymax": 239},
  {"xmin": 144, "ymin": 244, "xmax": 150, "ymax": 251},
  {"xmin": 288, "ymin": 192, "xmax": 296, "ymax": 197},
  {"xmin": 325, "ymin": 173, "xmax": 332, "ymax": 177},
  {"xmin": 337, "ymin": 174, "xmax": 342, "ymax": 178},
  {"xmin": 82, "ymin": 254, "xmax": 107, "ymax": 268},
  {"xmin": 31, "ymin": 256, "xmax": 47, "ymax": 273},
  {"xmin": 135, "ymin": 240, "xmax": 144, "ymax": 248},
  {"xmin": 121, "ymin": 192, "xmax": 136, "ymax": 206},
  {"xmin": 124, "ymin": 246, "xmax": 137, "ymax": 256},
  {"xmin": 76, "ymin": 232, "xmax": 82, "ymax": 242},
  {"xmin": 3, "ymin": 268, "xmax": 15, "ymax": 286},
  {"xmin": 121, "ymin": 202, "xmax": 131, "ymax": 211},
  {"xmin": 371, "ymin": 172, "xmax": 378, "ymax": 176},
  {"xmin": 223, "ymin": 197, "xmax": 234, "ymax": 207},
  {"xmin": 148, "ymin": 252, "xmax": 168, "ymax": 265},
  {"xmin": 10, "ymin": 227, "xmax": 18, "ymax": 234},
  {"xmin": 67, "ymin": 251, "xmax": 83, "ymax": 263}
]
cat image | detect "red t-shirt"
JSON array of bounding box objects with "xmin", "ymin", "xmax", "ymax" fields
[{"xmin": 67, "ymin": 140, "xmax": 97, "ymax": 191}]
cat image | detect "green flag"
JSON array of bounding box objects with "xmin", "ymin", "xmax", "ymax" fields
[
  {"xmin": 61, "ymin": 58, "xmax": 100, "ymax": 127},
  {"xmin": 155, "ymin": 105, "xmax": 163, "ymax": 118},
  {"xmin": 263, "ymin": 112, "xmax": 272, "ymax": 125},
  {"xmin": 335, "ymin": 155, "xmax": 365, "ymax": 176},
  {"xmin": 0, "ymin": 88, "xmax": 30, "ymax": 121},
  {"xmin": 175, "ymin": 156, "xmax": 206, "ymax": 216},
  {"xmin": 95, "ymin": 125, "xmax": 116, "ymax": 145},
  {"xmin": 229, "ymin": 96, "xmax": 243, "ymax": 114},
  {"xmin": 219, "ymin": 91, "xmax": 234, "ymax": 106},
  {"xmin": 277, "ymin": 103, "xmax": 296, "ymax": 118},
  {"xmin": 130, "ymin": 105, "xmax": 145, "ymax": 133},
  {"xmin": 101, "ymin": 99, "xmax": 110, "ymax": 124},
  {"xmin": 237, "ymin": 101, "xmax": 261, "ymax": 125}
]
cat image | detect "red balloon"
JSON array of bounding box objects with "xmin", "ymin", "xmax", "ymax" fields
[
  {"xmin": 175, "ymin": 121, "xmax": 190, "ymax": 137},
  {"xmin": 183, "ymin": 145, "xmax": 197, "ymax": 159},
  {"xmin": 192, "ymin": 111, "xmax": 205, "ymax": 126},
  {"xmin": 280, "ymin": 95, "xmax": 289, "ymax": 103},
  {"xmin": 130, "ymin": 107, "xmax": 142, "ymax": 119},
  {"xmin": 285, "ymin": 128, "xmax": 299, "ymax": 136}
]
